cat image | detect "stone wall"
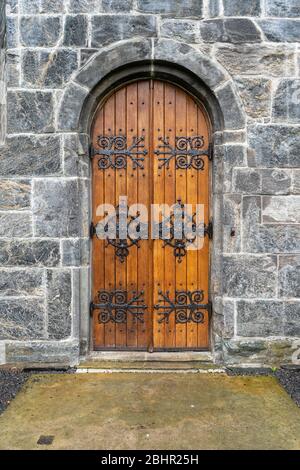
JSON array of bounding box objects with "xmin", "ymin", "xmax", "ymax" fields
[
  {"xmin": 0, "ymin": 0, "xmax": 299, "ymax": 366},
  {"xmin": 0, "ymin": 0, "xmax": 5, "ymax": 144}
]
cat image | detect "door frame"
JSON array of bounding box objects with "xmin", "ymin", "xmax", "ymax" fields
[{"xmin": 86, "ymin": 67, "xmax": 219, "ymax": 354}]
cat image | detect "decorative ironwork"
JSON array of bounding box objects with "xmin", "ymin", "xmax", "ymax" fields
[
  {"xmin": 90, "ymin": 290, "xmax": 147, "ymax": 324},
  {"xmin": 154, "ymin": 290, "xmax": 210, "ymax": 324},
  {"xmin": 158, "ymin": 199, "xmax": 197, "ymax": 263},
  {"xmin": 92, "ymin": 135, "xmax": 147, "ymax": 169},
  {"xmin": 154, "ymin": 136, "xmax": 211, "ymax": 170}
]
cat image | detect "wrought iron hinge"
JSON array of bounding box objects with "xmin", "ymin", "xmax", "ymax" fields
[
  {"xmin": 204, "ymin": 220, "xmax": 213, "ymax": 240},
  {"xmin": 90, "ymin": 222, "xmax": 96, "ymax": 238},
  {"xmin": 207, "ymin": 301, "xmax": 213, "ymax": 318},
  {"xmin": 89, "ymin": 143, "xmax": 94, "ymax": 160},
  {"xmin": 90, "ymin": 302, "xmax": 95, "ymax": 316},
  {"xmin": 208, "ymin": 141, "xmax": 214, "ymax": 161}
]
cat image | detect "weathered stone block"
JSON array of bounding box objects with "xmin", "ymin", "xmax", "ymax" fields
[
  {"xmin": 258, "ymin": 20, "xmax": 300, "ymax": 42},
  {"xmin": 223, "ymin": 0, "xmax": 261, "ymax": 16},
  {"xmin": 0, "ymin": 180, "xmax": 31, "ymax": 210},
  {"xmin": 0, "ymin": 135, "xmax": 61, "ymax": 176},
  {"xmin": 102, "ymin": 0, "xmax": 133, "ymax": 12},
  {"xmin": 222, "ymin": 145, "xmax": 247, "ymax": 193},
  {"xmin": 200, "ymin": 19, "xmax": 261, "ymax": 43},
  {"xmin": 7, "ymin": 50, "xmax": 20, "ymax": 87},
  {"xmin": 136, "ymin": 0, "xmax": 203, "ymax": 17},
  {"xmin": 33, "ymin": 180, "xmax": 79, "ymax": 238},
  {"xmin": 91, "ymin": 15, "xmax": 157, "ymax": 47},
  {"xmin": 5, "ymin": 339, "xmax": 80, "ymax": 365},
  {"xmin": 216, "ymin": 44, "xmax": 295, "ymax": 77},
  {"xmin": 67, "ymin": 0, "xmax": 100, "ymax": 12},
  {"xmin": 7, "ymin": 16, "xmax": 18, "ymax": 48},
  {"xmin": 80, "ymin": 49, "xmax": 98, "ymax": 66},
  {"xmin": 57, "ymin": 83, "xmax": 88, "ymax": 131},
  {"xmin": 207, "ymin": 0, "xmax": 221, "ymax": 17},
  {"xmin": 243, "ymin": 224, "xmax": 300, "ymax": 254},
  {"xmin": 261, "ymin": 169, "xmax": 292, "ymax": 195},
  {"xmin": 234, "ymin": 77, "xmax": 271, "ymax": 118},
  {"xmin": 262, "ymin": 196, "xmax": 300, "ymax": 223},
  {"xmin": 292, "ymin": 170, "xmax": 300, "ymax": 194},
  {"xmin": 243, "ymin": 195, "xmax": 261, "ymax": 226},
  {"xmin": 215, "ymin": 83, "xmax": 245, "ymax": 130},
  {"xmin": 248, "ymin": 125, "xmax": 300, "ymax": 168},
  {"xmin": 273, "ymin": 80, "xmax": 300, "ymax": 123},
  {"xmin": 63, "ymin": 15, "xmax": 88, "ymax": 47},
  {"xmin": 154, "ymin": 39, "xmax": 227, "ymax": 90},
  {"xmin": 20, "ymin": 0, "xmax": 42, "ymax": 12},
  {"xmin": 75, "ymin": 38, "xmax": 152, "ymax": 90},
  {"xmin": 223, "ymin": 255, "xmax": 277, "ymax": 298},
  {"xmin": 0, "ymin": 269, "xmax": 44, "ymax": 297},
  {"xmin": 160, "ymin": 20, "xmax": 200, "ymax": 43},
  {"xmin": 7, "ymin": 91, "xmax": 54, "ymax": 133},
  {"xmin": 0, "ymin": 240, "xmax": 60, "ymax": 267},
  {"xmin": 6, "ymin": 0, "xmax": 18, "ymax": 14},
  {"xmin": 22, "ymin": 49, "xmax": 78, "ymax": 88},
  {"xmin": 21, "ymin": 0, "xmax": 65, "ymax": 12},
  {"xmin": 233, "ymin": 169, "xmax": 261, "ymax": 194},
  {"xmin": 0, "ymin": 212, "xmax": 32, "ymax": 238},
  {"xmin": 0, "ymin": 299, "xmax": 45, "ymax": 340},
  {"xmin": 223, "ymin": 194, "xmax": 241, "ymax": 253},
  {"xmin": 20, "ymin": 16, "xmax": 61, "ymax": 47},
  {"xmin": 62, "ymin": 239, "xmax": 90, "ymax": 267},
  {"xmin": 63, "ymin": 133, "xmax": 90, "ymax": 178},
  {"xmin": 265, "ymin": 0, "xmax": 300, "ymax": 17},
  {"xmin": 47, "ymin": 269, "xmax": 72, "ymax": 340},
  {"xmin": 278, "ymin": 255, "xmax": 300, "ymax": 298},
  {"xmin": 237, "ymin": 300, "xmax": 300, "ymax": 337}
]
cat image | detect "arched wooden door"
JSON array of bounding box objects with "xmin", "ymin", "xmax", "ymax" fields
[{"xmin": 91, "ymin": 80, "xmax": 212, "ymax": 351}]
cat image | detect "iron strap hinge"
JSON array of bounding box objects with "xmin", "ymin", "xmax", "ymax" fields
[
  {"xmin": 208, "ymin": 141, "xmax": 214, "ymax": 161},
  {"xmin": 89, "ymin": 143, "xmax": 95, "ymax": 160},
  {"xmin": 90, "ymin": 302, "xmax": 95, "ymax": 316},
  {"xmin": 90, "ymin": 222, "xmax": 96, "ymax": 238},
  {"xmin": 204, "ymin": 219, "xmax": 213, "ymax": 240}
]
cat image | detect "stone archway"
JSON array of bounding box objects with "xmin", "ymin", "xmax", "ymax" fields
[{"xmin": 57, "ymin": 38, "xmax": 246, "ymax": 359}]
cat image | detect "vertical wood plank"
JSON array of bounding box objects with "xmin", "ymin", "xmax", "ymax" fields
[
  {"xmin": 152, "ymin": 81, "xmax": 165, "ymax": 349},
  {"xmin": 175, "ymin": 87, "xmax": 187, "ymax": 349},
  {"xmin": 126, "ymin": 83, "xmax": 138, "ymax": 348}
]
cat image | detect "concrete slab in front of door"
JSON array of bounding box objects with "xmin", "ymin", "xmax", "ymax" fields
[{"xmin": 0, "ymin": 373, "xmax": 300, "ymax": 450}]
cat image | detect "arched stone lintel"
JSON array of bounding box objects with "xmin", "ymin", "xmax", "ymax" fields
[{"xmin": 57, "ymin": 38, "xmax": 246, "ymax": 134}]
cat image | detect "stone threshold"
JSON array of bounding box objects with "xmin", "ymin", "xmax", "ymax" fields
[{"xmin": 83, "ymin": 350, "xmax": 213, "ymax": 363}]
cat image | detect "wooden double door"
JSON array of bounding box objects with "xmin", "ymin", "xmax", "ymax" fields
[{"xmin": 91, "ymin": 80, "xmax": 211, "ymax": 351}]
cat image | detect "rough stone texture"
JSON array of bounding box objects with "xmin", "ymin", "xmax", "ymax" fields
[
  {"xmin": 234, "ymin": 78, "xmax": 271, "ymax": 118},
  {"xmin": 273, "ymin": 80, "xmax": 300, "ymax": 123},
  {"xmin": 22, "ymin": 49, "xmax": 78, "ymax": 88},
  {"xmin": 1, "ymin": 0, "xmax": 300, "ymax": 367},
  {"xmin": 160, "ymin": 20, "xmax": 200, "ymax": 43},
  {"xmin": 7, "ymin": 91, "xmax": 55, "ymax": 133},
  {"xmin": 237, "ymin": 301, "xmax": 300, "ymax": 337},
  {"xmin": 0, "ymin": 240, "xmax": 60, "ymax": 267},
  {"xmin": 0, "ymin": 299, "xmax": 45, "ymax": 340},
  {"xmin": 0, "ymin": 269, "xmax": 44, "ymax": 297},
  {"xmin": 46, "ymin": 270, "xmax": 72, "ymax": 340},
  {"xmin": 258, "ymin": 20, "xmax": 300, "ymax": 43},
  {"xmin": 223, "ymin": 0, "xmax": 261, "ymax": 16},
  {"xmin": 216, "ymin": 44, "xmax": 295, "ymax": 77},
  {"xmin": 0, "ymin": 180, "xmax": 31, "ymax": 210},
  {"xmin": 223, "ymin": 255, "xmax": 277, "ymax": 298},
  {"xmin": 265, "ymin": 0, "xmax": 300, "ymax": 17},
  {"xmin": 136, "ymin": 0, "xmax": 203, "ymax": 17},
  {"xmin": 248, "ymin": 125, "xmax": 300, "ymax": 168},
  {"xmin": 33, "ymin": 180, "xmax": 80, "ymax": 238},
  {"xmin": 262, "ymin": 196, "xmax": 300, "ymax": 223},
  {"xmin": 200, "ymin": 19, "xmax": 262, "ymax": 44},
  {"xmin": 20, "ymin": 16, "xmax": 61, "ymax": 47},
  {"xmin": 91, "ymin": 15, "xmax": 157, "ymax": 47},
  {"xmin": 0, "ymin": 135, "xmax": 61, "ymax": 176},
  {"xmin": 63, "ymin": 15, "xmax": 88, "ymax": 47},
  {"xmin": 278, "ymin": 255, "xmax": 300, "ymax": 298}
]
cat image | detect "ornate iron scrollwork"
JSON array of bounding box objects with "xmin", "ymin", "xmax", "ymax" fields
[
  {"xmin": 92, "ymin": 135, "xmax": 147, "ymax": 169},
  {"xmin": 154, "ymin": 290, "xmax": 210, "ymax": 324},
  {"xmin": 154, "ymin": 136, "xmax": 210, "ymax": 170},
  {"xmin": 102, "ymin": 205, "xmax": 143, "ymax": 262},
  {"xmin": 91, "ymin": 290, "xmax": 147, "ymax": 324},
  {"xmin": 158, "ymin": 199, "xmax": 197, "ymax": 263}
]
